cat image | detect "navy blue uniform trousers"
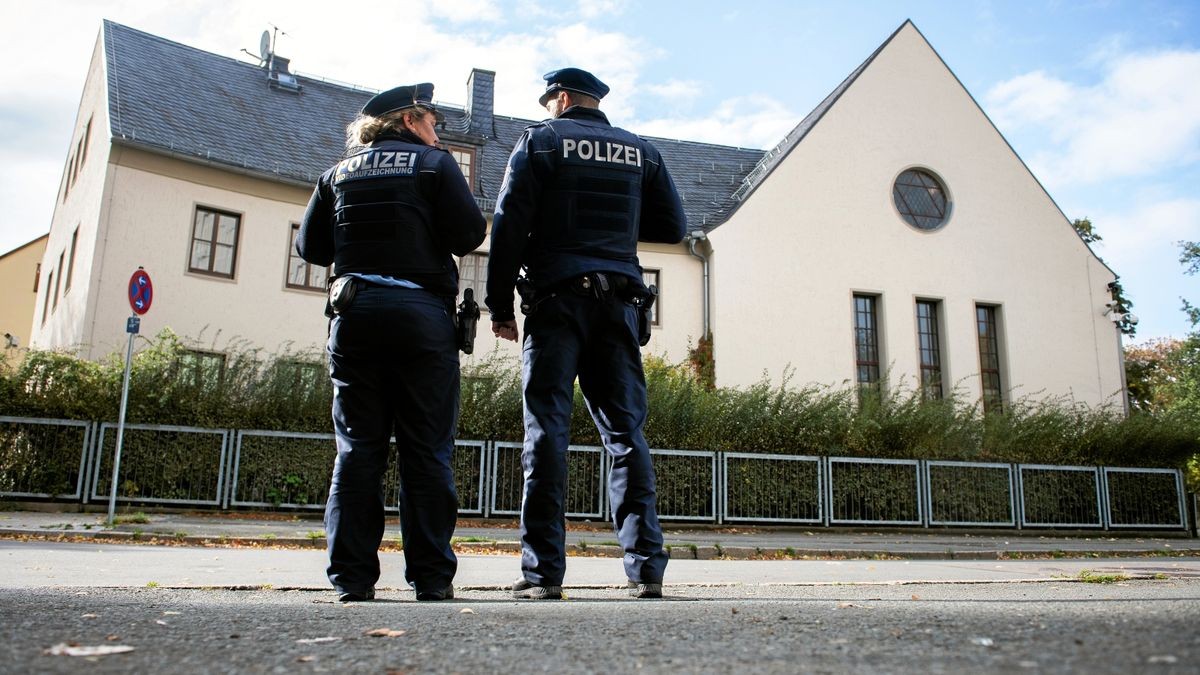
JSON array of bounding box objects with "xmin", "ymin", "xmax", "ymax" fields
[
  {"xmin": 520, "ymin": 290, "xmax": 669, "ymax": 586},
  {"xmin": 325, "ymin": 285, "xmax": 459, "ymax": 595}
]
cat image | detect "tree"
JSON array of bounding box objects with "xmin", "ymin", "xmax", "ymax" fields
[
  {"xmin": 1073, "ymin": 218, "xmax": 1137, "ymax": 337},
  {"xmin": 1180, "ymin": 240, "xmax": 1199, "ymax": 327}
]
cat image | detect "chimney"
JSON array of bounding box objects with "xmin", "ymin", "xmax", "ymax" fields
[{"xmin": 467, "ymin": 68, "xmax": 495, "ymax": 137}]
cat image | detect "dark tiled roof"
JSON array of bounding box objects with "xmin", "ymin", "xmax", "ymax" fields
[{"xmin": 101, "ymin": 20, "xmax": 765, "ymax": 229}]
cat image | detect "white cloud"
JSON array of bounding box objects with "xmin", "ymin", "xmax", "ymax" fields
[
  {"xmin": 985, "ymin": 49, "xmax": 1200, "ymax": 187},
  {"xmin": 634, "ymin": 94, "xmax": 796, "ymax": 148},
  {"xmin": 577, "ymin": 0, "xmax": 629, "ymax": 19},
  {"xmin": 430, "ymin": 0, "xmax": 503, "ymax": 23},
  {"xmin": 643, "ymin": 79, "xmax": 703, "ymax": 101}
]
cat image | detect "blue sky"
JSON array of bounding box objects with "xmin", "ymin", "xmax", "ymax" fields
[{"xmin": 1, "ymin": 0, "xmax": 1197, "ymax": 342}]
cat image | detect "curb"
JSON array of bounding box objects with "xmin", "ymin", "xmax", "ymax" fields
[{"xmin": 4, "ymin": 528, "xmax": 1199, "ymax": 561}]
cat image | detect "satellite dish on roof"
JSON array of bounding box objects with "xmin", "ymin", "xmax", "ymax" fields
[{"xmin": 259, "ymin": 30, "xmax": 271, "ymax": 60}]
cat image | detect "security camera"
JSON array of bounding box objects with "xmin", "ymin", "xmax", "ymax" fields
[
  {"xmin": 3, "ymin": 333, "xmax": 16, "ymax": 348},
  {"xmin": 1126, "ymin": 314, "xmax": 1139, "ymax": 326},
  {"xmin": 1104, "ymin": 301, "xmax": 1120, "ymax": 311}
]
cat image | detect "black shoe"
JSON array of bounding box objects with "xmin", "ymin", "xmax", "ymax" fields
[
  {"xmin": 627, "ymin": 581, "xmax": 663, "ymax": 599},
  {"xmin": 337, "ymin": 588, "xmax": 376, "ymax": 603},
  {"xmin": 512, "ymin": 578, "xmax": 563, "ymax": 600},
  {"xmin": 416, "ymin": 585, "xmax": 454, "ymax": 602}
]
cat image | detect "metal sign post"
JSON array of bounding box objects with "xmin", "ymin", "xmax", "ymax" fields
[{"xmin": 108, "ymin": 269, "xmax": 153, "ymax": 526}]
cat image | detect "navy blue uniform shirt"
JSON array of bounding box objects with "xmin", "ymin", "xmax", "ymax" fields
[{"xmin": 486, "ymin": 107, "xmax": 686, "ymax": 321}]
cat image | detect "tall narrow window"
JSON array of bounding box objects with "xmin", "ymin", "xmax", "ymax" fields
[
  {"xmin": 286, "ymin": 223, "xmax": 328, "ymax": 291},
  {"xmin": 853, "ymin": 294, "xmax": 881, "ymax": 388},
  {"xmin": 447, "ymin": 146, "xmax": 475, "ymax": 193},
  {"xmin": 458, "ymin": 252, "xmax": 487, "ymax": 304},
  {"xmin": 42, "ymin": 270, "xmax": 53, "ymax": 323},
  {"xmin": 65, "ymin": 227, "xmax": 79, "ymax": 292},
  {"xmin": 642, "ymin": 269, "xmax": 661, "ymax": 326},
  {"xmin": 82, "ymin": 118, "xmax": 92, "ymax": 163},
  {"xmin": 52, "ymin": 253, "xmax": 64, "ymax": 310},
  {"xmin": 916, "ymin": 300, "xmax": 943, "ymax": 400},
  {"xmin": 189, "ymin": 207, "xmax": 241, "ymax": 278},
  {"xmin": 33, "ymin": 262, "xmax": 41, "ymax": 292},
  {"xmin": 976, "ymin": 305, "xmax": 1004, "ymax": 413}
]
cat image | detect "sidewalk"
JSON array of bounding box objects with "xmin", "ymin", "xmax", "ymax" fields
[{"xmin": 2, "ymin": 507, "xmax": 1196, "ymax": 561}]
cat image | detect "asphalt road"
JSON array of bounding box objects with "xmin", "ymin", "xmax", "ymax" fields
[{"xmin": 6, "ymin": 581, "xmax": 1199, "ymax": 674}]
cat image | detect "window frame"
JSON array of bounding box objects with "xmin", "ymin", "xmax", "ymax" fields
[
  {"xmin": 892, "ymin": 167, "xmax": 951, "ymax": 232},
  {"xmin": 976, "ymin": 304, "xmax": 1004, "ymax": 414},
  {"xmin": 445, "ymin": 145, "xmax": 476, "ymax": 193},
  {"xmin": 187, "ymin": 205, "xmax": 243, "ymax": 279},
  {"xmin": 457, "ymin": 251, "xmax": 488, "ymax": 308},
  {"xmin": 915, "ymin": 299, "xmax": 944, "ymax": 401},
  {"xmin": 65, "ymin": 227, "xmax": 78, "ymax": 293},
  {"xmin": 852, "ymin": 293, "xmax": 882, "ymax": 389},
  {"xmin": 176, "ymin": 349, "xmax": 227, "ymax": 389},
  {"xmin": 285, "ymin": 223, "xmax": 329, "ymax": 292}
]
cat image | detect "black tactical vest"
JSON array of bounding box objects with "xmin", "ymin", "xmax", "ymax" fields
[
  {"xmin": 533, "ymin": 120, "xmax": 644, "ymax": 263},
  {"xmin": 330, "ymin": 139, "xmax": 444, "ymax": 278}
]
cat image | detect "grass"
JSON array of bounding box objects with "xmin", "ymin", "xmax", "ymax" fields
[
  {"xmin": 451, "ymin": 536, "xmax": 495, "ymax": 544},
  {"xmin": 1077, "ymin": 570, "xmax": 1130, "ymax": 584},
  {"xmin": 304, "ymin": 530, "xmax": 324, "ymax": 541},
  {"xmin": 145, "ymin": 581, "xmax": 160, "ymax": 588},
  {"xmin": 113, "ymin": 512, "xmax": 151, "ymax": 525}
]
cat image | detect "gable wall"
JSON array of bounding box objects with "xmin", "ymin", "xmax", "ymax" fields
[{"xmin": 710, "ymin": 25, "xmax": 1123, "ymax": 406}]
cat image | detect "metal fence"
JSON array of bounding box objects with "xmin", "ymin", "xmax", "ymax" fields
[
  {"xmin": 827, "ymin": 457, "xmax": 923, "ymax": 526},
  {"xmin": 1018, "ymin": 465, "xmax": 1104, "ymax": 529},
  {"xmin": 0, "ymin": 416, "xmax": 92, "ymax": 501},
  {"xmin": 0, "ymin": 415, "xmax": 1190, "ymax": 531},
  {"xmin": 91, "ymin": 423, "xmax": 229, "ymax": 507},
  {"xmin": 723, "ymin": 453, "xmax": 822, "ymax": 524}
]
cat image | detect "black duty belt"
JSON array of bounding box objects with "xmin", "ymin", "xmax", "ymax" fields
[{"xmin": 560, "ymin": 272, "xmax": 631, "ymax": 300}]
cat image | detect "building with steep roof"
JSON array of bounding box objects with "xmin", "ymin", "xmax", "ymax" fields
[{"xmin": 32, "ymin": 20, "xmax": 1126, "ymax": 410}]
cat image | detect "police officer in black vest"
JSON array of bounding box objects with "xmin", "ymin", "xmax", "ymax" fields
[
  {"xmin": 298, "ymin": 83, "xmax": 485, "ymax": 602},
  {"xmin": 487, "ymin": 68, "xmax": 687, "ymax": 599}
]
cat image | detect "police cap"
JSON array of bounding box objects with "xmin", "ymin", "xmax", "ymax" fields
[
  {"xmin": 362, "ymin": 82, "xmax": 442, "ymax": 120},
  {"xmin": 538, "ymin": 68, "xmax": 610, "ymax": 106}
]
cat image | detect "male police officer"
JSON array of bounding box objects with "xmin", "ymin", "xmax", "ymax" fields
[
  {"xmin": 486, "ymin": 68, "xmax": 687, "ymax": 599},
  {"xmin": 298, "ymin": 83, "xmax": 485, "ymax": 602}
]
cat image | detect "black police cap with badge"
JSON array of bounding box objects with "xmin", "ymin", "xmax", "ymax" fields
[
  {"xmin": 362, "ymin": 82, "xmax": 443, "ymax": 121},
  {"xmin": 538, "ymin": 68, "xmax": 610, "ymax": 106}
]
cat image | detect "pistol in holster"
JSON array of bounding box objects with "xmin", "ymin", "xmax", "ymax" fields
[
  {"xmin": 631, "ymin": 284, "xmax": 657, "ymax": 347},
  {"xmin": 326, "ymin": 275, "xmax": 359, "ymax": 317},
  {"xmin": 456, "ymin": 288, "xmax": 481, "ymax": 354},
  {"xmin": 516, "ymin": 277, "xmax": 541, "ymax": 316}
]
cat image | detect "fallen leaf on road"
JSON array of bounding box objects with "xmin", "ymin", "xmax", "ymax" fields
[
  {"xmin": 81, "ymin": 613, "xmax": 98, "ymax": 619},
  {"xmin": 459, "ymin": 608, "xmax": 475, "ymax": 614},
  {"xmin": 836, "ymin": 603, "xmax": 864, "ymax": 609},
  {"xmin": 911, "ymin": 595, "xmax": 921, "ymax": 601},
  {"xmin": 155, "ymin": 620, "xmax": 169, "ymax": 626},
  {"xmin": 163, "ymin": 611, "xmax": 181, "ymax": 616},
  {"xmin": 106, "ymin": 635, "xmax": 121, "ymax": 641},
  {"xmin": 731, "ymin": 608, "xmax": 739, "ymax": 615},
  {"xmin": 45, "ymin": 643, "xmax": 135, "ymax": 657},
  {"xmin": 297, "ymin": 656, "xmax": 316, "ymax": 663},
  {"xmin": 364, "ymin": 628, "xmax": 407, "ymax": 638},
  {"xmin": 971, "ymin": 637, "xmax": 995, "ymax": 647},
  {"xmin": 296, "ymin": 637, "xmax": 342, "ymax": 645},
  {"xmin": 1148, "ymin": 655, "xmax": 1178, "ymax": 664}
]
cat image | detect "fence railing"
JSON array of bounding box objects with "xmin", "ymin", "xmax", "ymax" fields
[{"xmin": 0, "ymin": 416, "xmax": 1190, "ymax": 531}]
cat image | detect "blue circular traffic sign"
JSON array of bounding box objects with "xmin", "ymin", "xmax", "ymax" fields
[{"xmin": 128, "ymin": 269, "xmax": 153, "ymax": 315}]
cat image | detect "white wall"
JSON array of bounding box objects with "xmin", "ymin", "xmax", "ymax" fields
[{"xmin": 710, "ymin": 24, "xmax": 1124, "ymax": 407}]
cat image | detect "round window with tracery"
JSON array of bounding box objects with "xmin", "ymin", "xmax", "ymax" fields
[{"xmin": 893, "ymin": 169, "xmax": 949, "ymax": 231}]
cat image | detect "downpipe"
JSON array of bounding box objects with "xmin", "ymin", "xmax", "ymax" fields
[{"xmin": 687, "ymin": 230, "xmax": 710, "ymax": 339}]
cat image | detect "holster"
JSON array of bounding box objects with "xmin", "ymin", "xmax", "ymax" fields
[
  {"xmin": 456, "ymin": 288, "xmax": 481, "ymax": 354},
  {"xmin": 327, "ymin": 276, "xmax": 359, "ymax": 316},
  {"xmin": 632, "ymin": 284, "xmax": 657, "ymax": 347}
]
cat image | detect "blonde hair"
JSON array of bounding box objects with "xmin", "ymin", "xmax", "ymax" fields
[{"xmin": 344, "ymin": 108, "xmax": 429, "ymax": 151}]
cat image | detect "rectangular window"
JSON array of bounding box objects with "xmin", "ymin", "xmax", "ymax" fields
[
  {"xmin": 82, "ymin": 118, "xmax": 92, "ymax": 164},
  {"xmin": 74, "ymin": 140, "xmax": 84, "ymax": 181},
  {"xmin": 33, "ymin": 262, "xmax": 41, "ymax": 292},
  {"xmin": 916, "ymin": 300, "xmax": 944, "ymax": 401},
  {"xmin": 853, "ymin": 294, "xmax": 881, "ymax": 388},
  {"xmin": 189, "ymin": 206, "xmax": 241, "ymax": 278},
  {"xmin": 65, "ymin": 227, "xmax": 79, "ymax": 292},
  {"xmin": 177, "ymin": 350, "xmax": 226, "ymax": 389},
  {"xmin": 458, "ymin": 252, "xmax": 487, "ymax": 304},
  {"xmin": 447, "ymin": 146, "xmax": 475, "ymax": 193},
  {"xmin": 976, "ymin": 304, "xmax": 1004, "ymax": 413},
  {"xmin": 52, "ymin": 253, "xmax": 64, "ymax": 310},
  {"xmin": 642, "ymin": 269, "xmax": 661, "ymax": 326},
  {"xmin": 42, "ymin": 270, "xmax": 53, "ymax": 323},
  {"xmin": 286, "ymin": 223, "xmax": 328, "ymax": 291}
]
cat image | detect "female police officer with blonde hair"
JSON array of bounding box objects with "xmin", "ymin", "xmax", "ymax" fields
[{"xmin": 297, "ymin": 83, "xmax": 485, "ymax": 602}]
